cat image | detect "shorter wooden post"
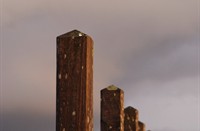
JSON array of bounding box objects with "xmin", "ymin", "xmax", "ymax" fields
[
  {"xmin": 138, "ymin": 121, "xmax": 145, "ymax": 131},
  {"xmin": 101, "ymin": 85, "xmax": 124, "ymax": 131},
  {"xmin": 124, "ymin": 106, "xmax": 139, "ymax": 131}
]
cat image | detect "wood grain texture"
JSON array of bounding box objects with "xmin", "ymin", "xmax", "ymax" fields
[
  {"xmin": 124, "ymin": 106, "xmax": 139, "ymax": 131},
  {"xmin": 101, "ymin": 85, "xmax": 124, "ymax": 131},
  {"xmin": 138, "ymin": 121, "xmax": 145, "ymax": 131},
  {"xmin": 56, "ymin": 30, "xmax": 93, "ymax": 131}
]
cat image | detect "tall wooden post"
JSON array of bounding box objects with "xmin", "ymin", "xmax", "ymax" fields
[
  {"xmin": 138, "ymin": 121, "xmax": 145, "ymax": 131},
  {"xmin": 56, "ymin": 30, "xmax": 93, "ymax": 131},
  {"xmin": 101, "ymin": 85, "xmax": 124, "ymax": 131},
  {"xmin": 124, "ymin": 106, "xmax": 139, "ymax": 131}
]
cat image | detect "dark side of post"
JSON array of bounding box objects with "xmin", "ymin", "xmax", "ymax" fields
[{"xmin": 56, "ymin": 30, "xmax": 93, "ymax": 131}]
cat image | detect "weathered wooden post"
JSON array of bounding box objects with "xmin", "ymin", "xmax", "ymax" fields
[
  {"xmin": 56, "ymin": 30, "xmax": 93, "ymax": 131},
  {"xmin": 124, "ymin": 106, "xmax": 139, "ymax": 131},
  {"xmin": 138, "ymin": 121, "xmax": 145, "ymax": 131},
  {"xmin": 101, "ymin": 85, "xmax": 124, "ymax": 131}
]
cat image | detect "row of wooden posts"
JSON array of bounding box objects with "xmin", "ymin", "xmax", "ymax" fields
[
  {"xmin": 56, "ymin": 30, "xmax": 146, "ymax": 131},
  {"xmin": 101, "ymin": 85, "xmax": 146, "ymax": 131}
]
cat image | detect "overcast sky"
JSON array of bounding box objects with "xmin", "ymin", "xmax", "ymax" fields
[{"xmin": 0, "ymin": 0, "xmax": 199, "ymax": 131}]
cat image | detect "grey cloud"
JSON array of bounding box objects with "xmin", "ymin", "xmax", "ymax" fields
[
  {"xmin": 117, "ymin": 39, "xmax": 198, "ymax": 86},
  {"xmin": 1, "ymin": 110, "xmax": 55, "ymax": 131},
  {"xmin": 124, "ymin": 83, "xmax": 198, "ymax": 131}
]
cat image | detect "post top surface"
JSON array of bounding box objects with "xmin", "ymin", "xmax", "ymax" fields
[
  {"xmin": 125, "ymin": 106, "xmax": 138, "ymax": 112},
  {"xmin": 106, "ymin": 85, "xmax": 118, "ymax": 90},
  {"xmin": 101, "ymin": 85, "xmax": 124, "ymax": 92},
  {"xmin": 138, "ymin": 121, "xmax": 145, "ymax": 125},
  {"xmin": 57, "ymin": 29, "xmax": 88, "ymax": 38}
]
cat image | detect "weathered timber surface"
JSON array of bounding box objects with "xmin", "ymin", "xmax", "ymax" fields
[
  {"xmin": 101, "ymin": 85, "xmax": 124, "ymax": 131},
  {"xmin": 56, "ymin": 30, "xmax": 93, "ymax": 131},
  {"xmin": 138, "ymin": 121, "xmax": 145, "ymax": 131},
  {"xmin": 124, "ymin": 106, "xmax": 139, "ymax": 131}
]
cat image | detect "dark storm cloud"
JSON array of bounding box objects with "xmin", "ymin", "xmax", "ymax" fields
[
  {"xmin": 117, "ymin": 38, "xmax": 197, "ymax": 86},
  {"xmin": 1, "ymin": 110, "xmax": 55, "ymax": 131}
]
